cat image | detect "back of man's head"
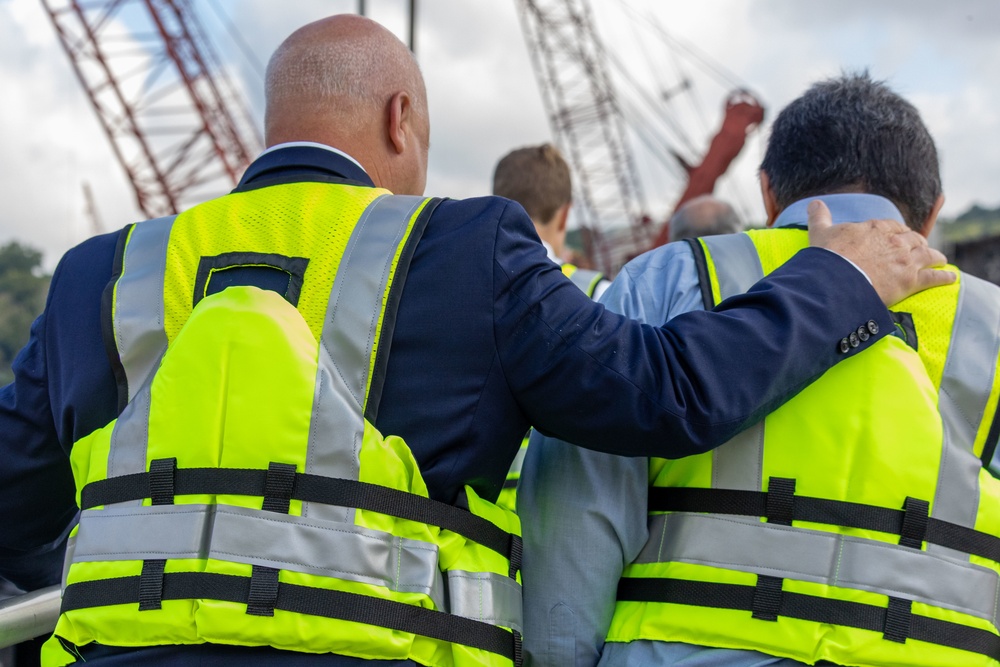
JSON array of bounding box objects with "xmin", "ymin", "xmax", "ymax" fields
[
  {"xmin": 760, "ymin": 72, "xmax": 941, "ymax": 231},
  {"xmin": 264, "ymin": 15, "xmax": 429, "ymax": 194},
  {"xmin": 492, "ymin": 144, "xmax": 572, "ymax": 226},
  {"xmin": 669, "ymin": 195, "xmax": 742, "ymax": 242}
]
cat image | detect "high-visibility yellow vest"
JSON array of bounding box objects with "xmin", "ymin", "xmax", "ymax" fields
[
  {"xmin": 560, "ymin": 263, "xmax": 604, "ymax": 299},
  {"xmin": 497, "ymin": 263, "xmax": 605, "ymax": 514},
  {"xmin": 608, "ymin": 228, "xmax": 1000, "ymax": 667},
  {"xmin": 43, "ymin": 182, "xmax": 523, "ymax": 667},
  {"xmin": 497, "ymin": 432, "xmax": 531, "ymax": 514}
]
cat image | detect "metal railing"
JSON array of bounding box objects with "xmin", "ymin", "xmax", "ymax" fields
[{"xmin": 0, "ymin": 586, "xmax": 60, "ymax": 649}]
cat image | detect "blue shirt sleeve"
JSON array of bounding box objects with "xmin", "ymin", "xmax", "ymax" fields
[{"xmin": 519, "ymin": 242, "xmax": 705, "ymax": 667}]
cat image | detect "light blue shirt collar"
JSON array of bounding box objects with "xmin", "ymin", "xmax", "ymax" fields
[{"xmin": 773, "ymin": 193, "xmax": 905, "ymax": 228}]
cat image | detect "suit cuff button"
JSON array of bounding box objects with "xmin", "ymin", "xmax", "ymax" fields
[
  {"xmin": 857, "ymin": 325, "xmax": 870, "ymax": 342},
  {"xmin": 867, "ymin": 319, "xmax": 879, "ymax": 335},
  {"xmin": 839, "ymin": 338, "xmax": 851, "ymax": 354},
  {"xmin": 849, "ymin": 332, "xmax": 860, "ymax": 348}
]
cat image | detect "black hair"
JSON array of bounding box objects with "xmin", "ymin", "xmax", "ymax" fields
[{"xmin": 761, "ymin": 72, "xmax": 941, "ymax": 230}]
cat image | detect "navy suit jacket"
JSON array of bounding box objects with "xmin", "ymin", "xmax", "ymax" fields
[{"xmin": 0, "ymin": 146, "xmax": 893, "ymax": 664}]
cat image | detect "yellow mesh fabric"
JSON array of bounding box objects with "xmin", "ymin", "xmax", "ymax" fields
[
  {"xmin": 162, "ymin": 182, "xmax": 387, "ymax": 344},
  {"xmin": 893, "ymin": 269, "xmax": 961, "ymax": 393},
  {"xmin": 744, "ymin": 228, "xmax": 807, "ymax": 276}
]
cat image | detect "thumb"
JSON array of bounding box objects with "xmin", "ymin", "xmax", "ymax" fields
[{"xmin": 806, "ymin": 199, "xmax": 832, "ymax": 236}]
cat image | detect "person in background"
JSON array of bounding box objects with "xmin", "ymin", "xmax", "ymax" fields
[
  {"xmin": 493, "ymin": 143, "xmax": 610, "ymax": 300},
  {"xmin": 519, "ymin": 72, "xmax": 997, "ymax": 667},
  {"xmin": 491, "ymin": 143, "xmax": 613, "ymax": 511},
  {"xmin": 668, "ymin": 194, "xmax": 743, "ymax": 242},
  {"xmin": 0, "ymin": 14, "xmax": 950, "ymax": 664}
]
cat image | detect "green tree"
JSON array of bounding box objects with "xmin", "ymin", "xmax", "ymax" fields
[{"xmin": 0, "ymin": 242, "xmax": 50, "ymax": 386}]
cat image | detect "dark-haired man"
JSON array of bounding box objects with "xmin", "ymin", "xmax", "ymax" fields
[{"xmin": 520, "ymin": 72, "xmax": 1000, "ymax": 667}]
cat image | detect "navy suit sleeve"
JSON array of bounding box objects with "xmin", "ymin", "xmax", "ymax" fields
[
  {"xmin": 492, "ymin": 201, "xmax": 894, "ymax": 458},
  {"xmin": 0, "ymin": 232, "xmax": 119, "ymax": 590}
]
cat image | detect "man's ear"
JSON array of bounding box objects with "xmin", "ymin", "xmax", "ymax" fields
[
  {"xmin": 760, "ymin": 170, "xmax": 779, "ymax": 227},
  {"xmin": 388, "ymin": 91, "xmax": 413, "ymax": 155},
  {"xmin": 919, "ymin": 193, "xmax": 946, "ymax": 239},
  {"xmin": 555, "ymin": 202, "xmax": 570, "ymax": 233}
]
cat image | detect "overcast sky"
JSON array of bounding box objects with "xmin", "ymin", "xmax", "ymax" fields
[{"xmin": 2, "ymin": 0, "xmax": 999, "ymax": 268}]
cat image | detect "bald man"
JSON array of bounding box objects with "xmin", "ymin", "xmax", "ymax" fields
[
  {"xmin": 0, "ymin": 14, "xmax": 953, "ymax": 667},
  {"xmin": 668, "ymin": 194, "xmax": 743, "ymax": 242}
]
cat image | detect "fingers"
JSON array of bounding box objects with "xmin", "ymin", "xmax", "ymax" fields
[
  {"xmin": 806, "ymin": 200, "xmax": 833, "ymax": 236},
  {"xmin": 921, "ymin": 245, "xmax": 949, "ymax": 267},
  {"xmin": 916, "ymin": 267, "xmax": 958, "ymax": 291}
]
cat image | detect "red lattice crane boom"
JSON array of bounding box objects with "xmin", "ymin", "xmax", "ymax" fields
[{"xmin": 40, "ymin": 0, "xmax": 262, "ymax": 219}]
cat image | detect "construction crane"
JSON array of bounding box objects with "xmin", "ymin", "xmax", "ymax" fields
[
  {"xmin": 39, "ymin": 0, "xmax": 262, "ymax": 220},
  {"xmin": 514, "ymin": 0, "xmax": 764, "ymax": 273}
]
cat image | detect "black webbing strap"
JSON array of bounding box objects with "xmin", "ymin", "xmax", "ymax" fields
[
  {"xmin": 80, "ymin": 468, "xmax": 518, "ymax": 562},
  {"xmin": 508, "ymin": 535, "xmax": 523, "ymax": 580},
  {"xmin": 138, "ymin": 559, "xmax": 166, "ymax": 611},
  {"xmin": 684, "ymin": 238, "xmax": 717, "ymax": 310},
  {"xmin": 148, "ymin": 458, "xmax": 176, "ymax": 505},
  {"xmin": 647, "ymin": 486, "xmax": 1000, "ymax": 563},
  {"xmin": 765, "ymin": 478, "xmax": 795, "ymax": 526},
  {"xmin": 61, "ymin": 571, "xmax": 517, "ymax": 662},
  {"xmin": 751, "ymin": 575, "xmax": 783, "ymax": 621},
  {"xmin": 262, "ymin": 462, "xmax": 296, "ymax": 514},
  {"xmin": 883, "ymin": 597, "xmax": 912, "ymax": 643},
  {"xmin": 141, "ymin": 458, "xmax": 175, "ymax": 611},
  {"xmin": 617, "ymin": 577, "xmax": 1000, "ymax": 661},
  {"xmin": 247, "ymin": 461, "xmax": 298, "ymax": 616},
  {"xmin": 246, "ymin": 564, "xmax": 281, "ymax": 617},
  {"xmin": 899, "ymin": 497, "xmax": 930, "ymax": 549},
  {"xmin": 502, "ymin": 478, "xmax": 518, "ymax": 490}
]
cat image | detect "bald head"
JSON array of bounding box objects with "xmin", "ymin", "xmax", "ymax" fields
[
  {"xmin": 668, "ymin": 195, "xmax": 742, "ymax": 242},
  {"xmin": 264, "ymin": 15, "xmax": 429, "ymax": 194}
]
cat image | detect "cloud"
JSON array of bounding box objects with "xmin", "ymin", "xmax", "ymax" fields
[{"xmin": 3, "ymin": 0, "xmax": 999, "ymax": 270}]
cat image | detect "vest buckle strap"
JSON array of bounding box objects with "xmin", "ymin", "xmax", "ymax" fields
[
  {"xmin": 883, "ymin": 597, "xmax": 913, "ymax": 643},
  {"xmin": 508, "ymin": 535, "xmax": 523, "ymax": 580},
  {"xmin": 751, "ymin": 575, "xmax": 783, "ymax": 621},
  {"xmin": 246, "ymin": 565, "xmax": 281, "ymax": 617},
  {"xmin": 899, "ymin": 497, "xmax": 930, "ymax": 549},
  {"xmin": 765, "ymin": 477, "xmax": 795, "ymax": 526},
  {"xmin": 138, "ymin": 558, "xmax": 166, "ymax": 611},
  {"xmin": 262, "ymin": 462, "xmax": 296, "ymax": 514},
  {"xmin": 149, "ymin": 458, "xmax": 177, "ymax": 506}
]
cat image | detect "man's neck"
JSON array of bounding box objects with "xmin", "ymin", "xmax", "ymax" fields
[{"xmin": 260, "ymin": 141, "xmax": 368, "ymax": 175}]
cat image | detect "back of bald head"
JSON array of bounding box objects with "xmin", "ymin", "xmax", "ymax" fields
[
  {"xmin": 668, "ymin": 195, "xmax": 742, "ymax": 242},
  {"xmin": 264, "ymin": 14, "xmax": 427, "ymax": 145}
]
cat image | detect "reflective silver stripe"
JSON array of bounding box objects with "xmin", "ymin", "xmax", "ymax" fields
[
  {"xmin": 447, "ymin": 570, "xmax": 523, "ymax": 634},
  {"xmin": 114, "ymin": 216, "xmax": 175, "ymax": 403},
  {"xmin": 506, "ymin": 438, "xmax": 529, "ymax": 480},
  {"xmin": 73, "ymin": 503, "xmax": 446, "ymax": 610},
  {"xmin": 107, "ymin": 353, "xmax": 164, "ymax": 495},
  {"xmin": 700, "ymin": 233, "xmax": 763, "ymax": 301},
  {"xmin": 306, "ymin": 195, "xmax": 426, "ymax": 522},
  {"xmin": 639, "ymin": 512, "xmax": 1000, "ymax": 624},
  {"xmin": 930, "ymin": 274, "xmax": 1000, "ymax": 558},
  {"xmin": 566, "ymin": 267, "xmax": 602, "ymax": 297},
  {"xmin": 107, "ymin": 216, "xmax": 175, "ymax": 479},
  {"xmin": 711, "ymin": 422, "xmax": 764, "ymax": 492},
  {"xmin": 702, "ymin": 233, "xmax": 766, "ymax": 492}
]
